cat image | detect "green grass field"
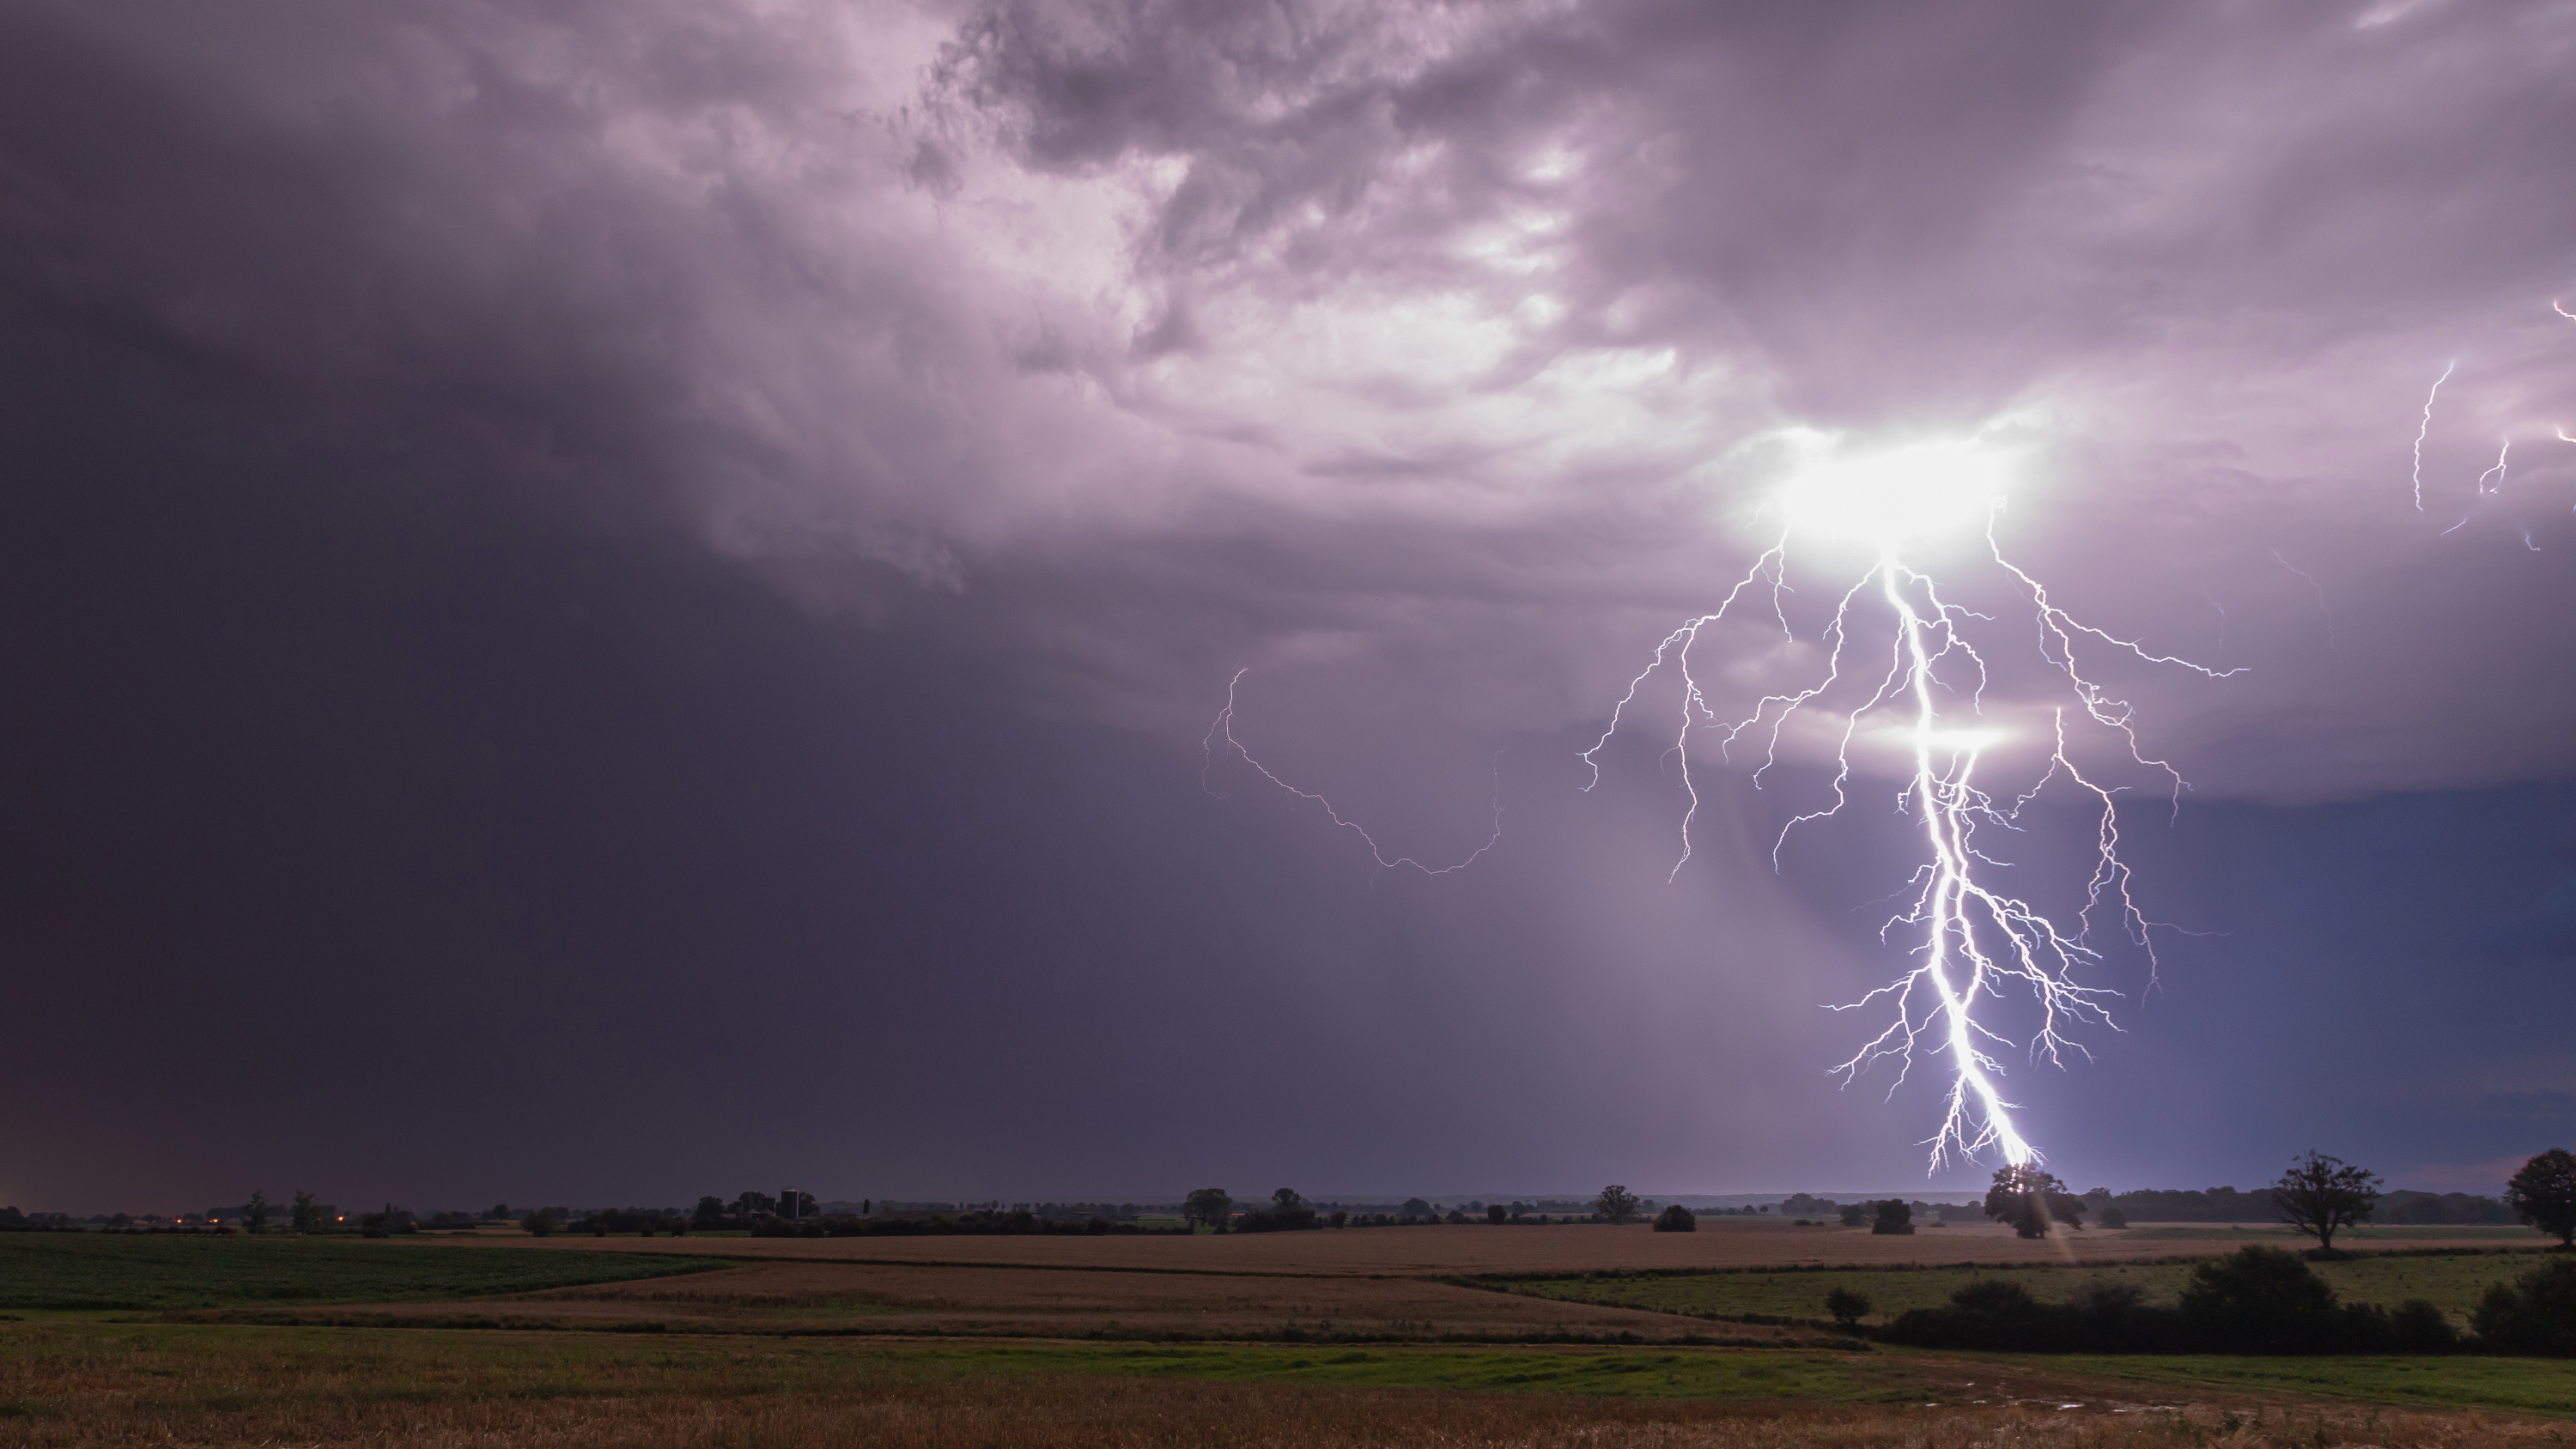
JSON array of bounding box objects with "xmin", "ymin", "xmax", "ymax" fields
[
  {"xmin": 1499, "ymin": 1248, "xmax": 2550, "ymax": 1327},
  {"xmin": 0, "ymin": 1234, "xmax": 726, "ymax": 1311},
  {"xmin": 2121, "ymin": 1223, "xmax": 2549, "ymax": 1241},
  {"xmin": 2054, "ymin": 1354, "xmax": 2576, "ymax": 1417}
]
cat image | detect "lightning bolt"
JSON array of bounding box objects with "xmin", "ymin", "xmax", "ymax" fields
[
  {"xmin": 2412, "ymin": 360, "xmax": 2456, "ymax": 511},
  {"xmin": 1586, "ymin": 500, "xmax": 2239, "ymax": 1170},
  {"xmin": 2477, "ymin": 437, "xmax": 2511, "ymax": 495},
  {"xmin": 1205, "ymin": 668, "xmax": 1503, "ymax": 876}
]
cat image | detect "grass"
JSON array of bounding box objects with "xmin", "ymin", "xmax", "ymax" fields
[
  {"xmin": 2121, "ymin": 1224, "xmax": 2548, "ymax": 1241},
  {"xmin": 2051, "ymin": 1354, "xmax": 2576, "ymax": 1417},
  {"xmin": 2, "ymin": 1322, "xmax": 2570, "ymax": 1446},
  {"xmin": 0, "ymin": 1234, "xmax": 726, "ymax": 1311},
  {"xmin": 1500, "ymin": 1248, "xmax": 2549, "ymax": 1327}
]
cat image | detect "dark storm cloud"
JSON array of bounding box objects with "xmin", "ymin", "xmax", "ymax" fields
[{"xmin": 5, "ymin": 0, "xmax": 2574, "ymax": 1211}]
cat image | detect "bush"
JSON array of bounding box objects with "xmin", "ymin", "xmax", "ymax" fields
[
  {"xmin": 2180, "ymin": 1246, "xmax": 2344, "ymax": 1353},
  {"xmin": 1651, "ymin": 1203, "xmax": 1697, "ymax": 1233},
  {"xmin": 1882, "ymin": 1276, "xmax": 2189, "ymax": 1353},
  {"xmin": 1824, "ymin": 1286, "xmax": 1871, "ymax": 1328},
  {"xmin": 2472, "ymin": 1257, "xmax": 2576, "ymax": 1355},
  {"xmin": 2389, "ymin": 1298, "xmax": 2460, "ymax": 1353}
]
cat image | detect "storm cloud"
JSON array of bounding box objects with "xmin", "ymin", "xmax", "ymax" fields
[{"xmin": 3, "ymin": 0, "xmax": 2573, "ymax": 1212}]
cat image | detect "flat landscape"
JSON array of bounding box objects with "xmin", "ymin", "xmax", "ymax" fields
[
  {"xmin": 410, "ymin": 1216, "xmax": 2551, "ymax": 1276},
  {"xmin": 7, "ymin": 1225, "xmax": 2573, "ymax": 1446}
]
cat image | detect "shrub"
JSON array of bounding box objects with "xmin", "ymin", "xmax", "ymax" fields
[
  {"xmin": 1824, "ymin": 1286, "xmax": 1871, "ymax": 1328},
  {"xmin": 1651, "ymin": 1203, "xmax": 1697, "ymax": 1233},
  {"xmin": 2180, "ymin": 1246, "xmax": 2342, "ymax": 1353},
  {"xmin": 1882, "ymin": 1276, "xmax": 2190, "ymax": 1353},
  {"xmin": 2472, "ymin": 1256, "xmax": 2576, "ymax": 1355},
  {"xmin": 2390, "ymin": 1298, "xmax": 2459, "ymax": 1353}
]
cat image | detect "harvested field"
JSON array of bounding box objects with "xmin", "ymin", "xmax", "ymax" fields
[
  {"xmin": 4, "ymin": 1322, "xmax": 2567, "ymax": 1448},
  {"xmin": 217, "ymin": 1258, "xmax": 1811, "ymax": 1343},
  {"xmin": 430, "ymin": 1220, "xmax": 2550, "ymax": 1276}
]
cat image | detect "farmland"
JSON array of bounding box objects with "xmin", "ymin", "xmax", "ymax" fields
[
  {"xmin": 1499, "ymin": 1246, "xmax": 2552, "ymax": 1330},
  {"xmin": 4, "ymin": 1225, "xmax": 2573, "ymax": 1446},
  {"xmin": 0, "ymin": 1233, "xmax": 722, "ymax": 1313}
]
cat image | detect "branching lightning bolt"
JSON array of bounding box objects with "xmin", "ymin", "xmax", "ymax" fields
[
  {"xmin": 1584, "ymin": 494, "xmax": 2239, "ymax": 1170},
  {"xmin": 2477, "ymin": 438, "xmax": 2511, "ymax": 495},
  {"xmin": 1205, "ymin": 669, "xmax": 1502, "ymax": 876}
]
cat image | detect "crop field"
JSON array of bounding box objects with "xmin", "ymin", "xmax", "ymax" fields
[
  {"xmin": 7, "ymin": 1232, "xmax": 2573, "ymax": 1444},
  {"xmin": 0, "ymin": 1234, "xmax": 722, "ymax": 1312},
  {"xmin": 428, "ymin": 1217, "xmax": 2543, "ymax": 1276},
  {"xmin": 1498, "ymin": 1248, "xmax": 2551, "ymax": 1329},
  {"xmin": 5, "ymin": 1322, "xmax": 2573, "ymax": 1448}
]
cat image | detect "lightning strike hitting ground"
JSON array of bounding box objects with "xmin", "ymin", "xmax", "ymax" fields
[
  {"xmin": 1204, "ymin": 668, "xmax": 1503, "ymax": 876},
  {"xmin": 1581, "ymin": 439, "xmax": 2239, "ymax": 1169}
]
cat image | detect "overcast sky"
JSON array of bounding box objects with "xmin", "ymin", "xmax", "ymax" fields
[{"xmin": 4, "ymin": 0, "xmax": 2573, "ymax": 1216}]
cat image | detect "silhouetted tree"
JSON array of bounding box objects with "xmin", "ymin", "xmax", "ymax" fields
[
  {"xmin": 692, "ymin": 1196, "xmax": 726, "ymax": 1228},
  {"xmin": 1871, "ymin": 1199, "xmax": 1914, "ymax": 1235},
  {"xmin": 2504, "ymin": 1149, "xmax": 2576, "ymax": 1247},
  {"xmin": 1838, "ymin": 1203, "xmax": 1869, "ymax": 1228},
  {"xmin": 1182, "ymin": 1187, "xmax": 1233, "ymax": 1232},
  {"xmin": 522, "ymin": 1208, "xmax": 558, "ymax": 1237},
  {"xmin": 289, "ymin": 1190, "xmax": 324, "ymax": 1234},
  {"xmin": 1652, "ymin": 1203, "xmax": 1697, "ymax": 1233},
  {"xmin": 1400, "ymin": 1197, "xmax": 1432, "ymax": 1219},
  {"xmin": 1985, "ymin": 1166, "xmax": 2083, "ymax": 1238},
  {"xmin": 2269, "ymin": 1150, "xmax": 2379, "ymax": 1252},
  {"xmin": 1486, "ymin": 1203, "xmax": 1508, "ymax": 1224},
  {"xmin": 245, "ymin": 1191, "xmax": 271, "ymax": 1235},
  {"xmin": 1825, "ymin": 1287, "xmax": 1873, "ymax": 1329},
  {"xmin": 1595, "ymin": 1185, "xmax": 1642, "ymax": 1224}
]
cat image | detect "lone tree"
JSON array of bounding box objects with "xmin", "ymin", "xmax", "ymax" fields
[
  {"xmin": 289, "ymin": 1190, "xmax": 324, "ymax": 1234},
  {"xmin": 1984, "ymin": 1165, "xmax": 2084, "ymax": 1239},
  {"xmin": 1871, "ymin": 1199, "xmax": 1915, "ymax": 1235},
  {"xmin": 2269, "ymin": 1150, "xmax": 2380, "ymax": 1252},
  {"xmin": 2504, "ymin": 1149, "xmax": 2576, "ymax": 1247},
  {"xmin": 1182, "ymin": 1187, "xmax": 1233, "ymax": 1232},
  {"xmin": 1824, "ymin": 1286, "xmax": 1873, "ymax": 1329},
  {"xmin": 1652, "ymin": 1203, "xmax": 1698, "ymax": 1233},
  {"xmin": 1595, "ymin": 1185, "xmax": 1643, "ymax": 1225},
  {"xmin": 245, "ymin": 1190, "xmax": 271, "ymax": 1235}
]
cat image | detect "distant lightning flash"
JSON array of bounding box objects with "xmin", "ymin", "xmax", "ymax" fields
[
  {"xmin": 2478, "ymin": 438, "xmax": 2511, "ymax": 495},
  {"xmin": 1205, "ymin": 669, "xmax": 1503, "ymax": 876},
  {"xmin": 1581, "ymin": 436, "xmax": 2239, "ymax": 1169},
  {"xmin": 2412, "ymin": 360, "xmax": 2456, "ymax": 511}
]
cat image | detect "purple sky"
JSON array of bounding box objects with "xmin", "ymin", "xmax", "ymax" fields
[{"xmin": 3, "ymin": 0, "xmax": 2573, "ymax": 1215}]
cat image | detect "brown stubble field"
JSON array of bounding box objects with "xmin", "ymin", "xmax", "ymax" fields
[
  {"xmin": 206, "ymin": 1258, "xmax": 1814, "ymax": 1342},
  {"xmin": 422, "ymin": 1218, "xmax": 2543, "ymax": 1275},
  {"xmin": 1, "ymin": 1322, "xmax": 2562, "ymax": 1449}
]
